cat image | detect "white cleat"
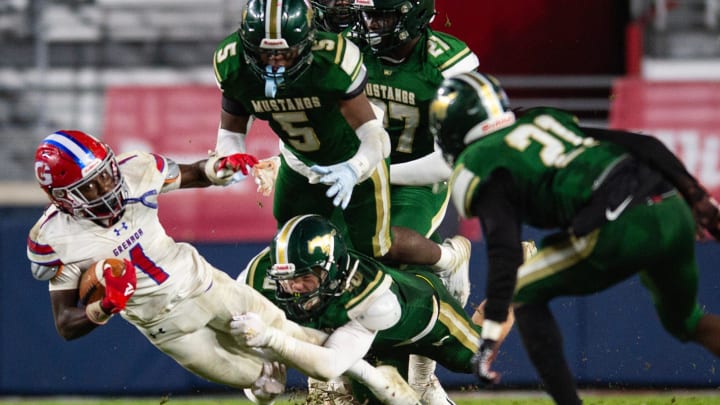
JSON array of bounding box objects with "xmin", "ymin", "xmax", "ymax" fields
[
  {"xmin": 418, "ymin": 375, "xmax": 456, "ymax": 405},
  {"xmin": 370, "ymin": 365, "xmax": 424, "ymax": 405},
  {"xmin": 306, "ymin": 376, "xmax": 355, "ymax": 405},
  {"xmin": 437, "ymin": 235, "xmax": 472, "ymax": 307}
]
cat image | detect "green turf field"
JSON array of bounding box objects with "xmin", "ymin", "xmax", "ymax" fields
[{"xmin": 2, "ymin": 391, "xmax": 720, "ymax": 405}]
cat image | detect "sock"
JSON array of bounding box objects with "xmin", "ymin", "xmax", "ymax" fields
[
  {"xmin": 432, "ymin": 243, "xmax": 454, "ymax": 271},
  {"xmin": 516, "ymin": 303, "xmax": 583, "ymax": 405}
]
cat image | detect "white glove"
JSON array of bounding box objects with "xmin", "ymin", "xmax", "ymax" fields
[
  {"xmin": 230, "ymin": 312, "xmax": 274, "ymax": 347},
  {"xmin": 244, "ymin": 361, "xmax": 287, "ymax": 404},
  {"xmin": 252, "ymin": 156, "xmax": 281, "ymax": 197},
  {"xmin": 310, "ymin": 162, "xmax": 360, "ymax": 209}
]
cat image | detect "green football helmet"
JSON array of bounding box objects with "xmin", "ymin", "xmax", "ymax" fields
[
  {"xmin": 310, "ymin": 0, "xmax": 356, "ymax": 33},
  {"xmin": 354, "ymin": 0, "xmax": 435, "ymax": 55},
  {"xmin": 429, "ymin": 72, "xmax": 516, "ymax": 165},
  {"xmin": 268, "ymin": 214, "xmax": 351, "ymax": 321},
  {"xmin": 239, "ymin": 0, "xmax": 316, "ymax": 87}
]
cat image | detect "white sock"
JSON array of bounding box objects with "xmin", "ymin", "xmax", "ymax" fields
[{"xmin": 432, "ymin": 243, "xmax": 454, "ymax": 271}]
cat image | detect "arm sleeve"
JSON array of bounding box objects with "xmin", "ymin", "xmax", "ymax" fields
[
  {"xmin": 470, "ymin": 169, "xmax": 524, "ymax": 324},
  {"xmin": 222, "ymin": 94, "xmax": 249, "ymax": 116},
  {"xmin": 265, "ymin": 319, "xmax": 376, "ymax": 380},
  {"xmin": 389, "ymin": 147, "xmax": 452, "ymax": 186},
  {"xmin": 346, "ymin": 119, "xmax": 391, "ymax": 182},
  {"xmin": 581, "ymin": 127, "xmax": 706, "ymax": 203}
]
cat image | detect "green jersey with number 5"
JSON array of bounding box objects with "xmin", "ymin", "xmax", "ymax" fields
[
  {"xmin": 451, "ymin": 107, "xmax": 628, "ymax": 228},
  {"xmin": 364, "ymin": 30, "xmax": 479, "ymax": 164},
  {"xmin": 213, "ymin": 31, "xmax": 366, "ymax": 166}
]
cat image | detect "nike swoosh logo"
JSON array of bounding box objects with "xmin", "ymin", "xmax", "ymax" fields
[{"xmin": 605, "ymin": 196, "xmax": 633, "ymax": 221}]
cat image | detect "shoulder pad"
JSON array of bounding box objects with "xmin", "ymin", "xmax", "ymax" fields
[
  {"xmin": 426, "ymin": 31, "xmax": 479, "ymax": 77},
  {"xmin": 312, "ymin": 32, "xmax": 364, "ymax": 83},
  {"xmin": 354, "ymin": 289, "xmax": 401, "ymax": 331}
]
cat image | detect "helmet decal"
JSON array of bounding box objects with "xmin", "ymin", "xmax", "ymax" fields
[
  {"xmin": 45, "ymin": 131, "xmax": 103, "ymax": 175},
  {"xmin": 429, "ymin": 91, "xmax": 456, "ymax": 122},
  {"xmin": 307, "ymin": 229, "xmax": 336, "ymax": 258},
  {"xmin": 35, "ymin": 161, "xmax": 52, "ymax": 186}
]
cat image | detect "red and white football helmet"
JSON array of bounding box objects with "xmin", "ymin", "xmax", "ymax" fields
[{"xmin": 34, "ymin": 130, "xmax": 127, "ymax": 221}]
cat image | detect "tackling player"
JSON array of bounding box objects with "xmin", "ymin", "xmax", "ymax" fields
[
  {"xmin": 211, "ymin": 0, "xmax": 469, "ymax": 279},
  {"xmin": 429, "ymin": 71, "xmax": 720, "ymax": 404},
  {"xmin": 27, "ymin": 130, "xmax": 421, "ymax": 405},
  {"xmin": 231, "ymin": 214, "xmax": 516, "ymax": 404}
]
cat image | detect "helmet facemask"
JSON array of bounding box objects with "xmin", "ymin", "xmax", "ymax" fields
[
  {"xmin": 268, "ymin": 214, "xmax": 351, "ymax": 321},
  {"xmin": 311, "ymin": 0, "xmax": 357, "ymax": 32},
  {"xmin": 355, "ymin": 0, "xmax": 435, "ymax": 56},
  {"xmin": 52, "ymin": 151, "xmax": 127, "ymax": 222},
  {"xmin": 239, "ymin": 0, "xmax": 316, "ymax": 97},
  {"xmin": 269, "ymin": 254, "xmax": 349, "ymax": 322}
]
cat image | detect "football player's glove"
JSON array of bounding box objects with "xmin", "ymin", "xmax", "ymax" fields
[
  {"xmin": 230, "ymin": 312, "xmax": 274, "ymax": 347},
  {"xmin": 205, "ymin": 153, "xmax": 258, "ymax": 185},
  {"xmin": 691, "ymin": 192, "xmax": 720, "ymax": 241},
  {"xmin": 244, "ymin": 361, "xmax": 286, "ymax": 404},
  {"xmin": 472, "ymin": 339, "xmax": 500, "ymax": 385},
  {"xmin": 310, "ymin": 162, "xmax": 359, "ymax": 209},
  {"xmin": 101, "ymin": 258, "xmax": 136, "ymax": 314},
  {"xmin": 252, "ymin": 156, "xmax": 281, "ymax": 197}
]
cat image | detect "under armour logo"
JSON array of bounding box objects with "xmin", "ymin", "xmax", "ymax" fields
[
  {"xmin": 149, "ymin": 328, "xmax": 167, "ymax": 339},
  {"xmin": 124, "ymin": 283, "xmax": 135, "ymax": 297},
  {"xmin": 113, "ymin": 222, "xmax": 129, "ymax": 236}
]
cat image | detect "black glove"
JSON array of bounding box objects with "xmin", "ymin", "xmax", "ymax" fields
[
  {"xmin": 472, "ymin": 339, "xmax": 500, "ymax": 385},
  {"xmin": 691, "ymin": 193, "xmax": 720, "ymax": 241}
]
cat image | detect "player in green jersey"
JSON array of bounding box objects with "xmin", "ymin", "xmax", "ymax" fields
[
  {"xmin": 214, "ymin": 0, "xmax": 469, "ymax": 293},
  {"xmin": 352, "ymin": 0, "xmax": 479, "ymax": 304},
  {"xmin": 311, "ymin": 0, "xmax": 356, "ymax": 33},
  {"xmin": 428, "ymin": 71, "xmax": 720, "ymax": 404},
  {"xmin": 232, "ymin": 214, "xmax": 515, "ymax": 404},
  {"xmin": 350, "ymin": 1, "xmax": 480, "ymax": 402}
]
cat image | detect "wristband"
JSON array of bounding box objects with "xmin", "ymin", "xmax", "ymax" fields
[
  {"xmin": 85, "ymin": 301, "xmax": 112, "ymax": 325},
  {"xmin": 204, "ymin": 154, "xmax": 232, "ymax": 186},
  {"xmin": 216, "ymin": 128, "xmax": 246, "ymax": 155},
  {"xmin": 481, "ymin": 319, "xmax": 504, "ymax": 341}
]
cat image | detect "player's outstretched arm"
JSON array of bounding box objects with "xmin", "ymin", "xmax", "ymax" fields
[{"xmin": 231, "ymin": 312, "xmax": 375, "ymax": 380}]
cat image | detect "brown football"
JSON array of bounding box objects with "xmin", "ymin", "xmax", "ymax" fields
[{"xmin": 78, "ymin": 258, "xmax": 126, "ymax": 306}]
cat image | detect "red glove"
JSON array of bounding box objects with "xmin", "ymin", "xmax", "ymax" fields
[
  {"xmin": 216, "ymin": 153, "xmax": 259, "ymax": 176},
  {"xmin": 100, "ymin": 259, "xmax": 137, "ymax": 314}
]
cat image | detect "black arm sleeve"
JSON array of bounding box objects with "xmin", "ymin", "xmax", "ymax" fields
[
  {"xmin": 580, "ymin": 126, "xmax": 706, "ymax": 202},
  {"xmin": 469, "ymin": 168, "xmax": 524, "ymax": 324},
  {"xmin": 222, "ymin": 94, "xmax": 250, "ymax": 116}
]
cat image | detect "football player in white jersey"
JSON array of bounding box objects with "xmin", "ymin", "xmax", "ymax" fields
[{"xmin": 27, "ymin": 130, "xmax": 422, "ymax": 405}]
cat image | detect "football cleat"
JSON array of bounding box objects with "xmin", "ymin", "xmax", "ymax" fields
[
  {"xmin": 419, "ymin": 375, "xmax": 456, "ymax": 405},
  {"xmin": 436, "ymin": 235, "xmax": 472, "ymax": 307},
  {"xmin": 306, "ymin": 375, "xmax": 354, "ymax": 405}
]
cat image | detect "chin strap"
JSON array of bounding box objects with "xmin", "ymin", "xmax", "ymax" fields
[{"xmin": 265, "ymin": 65, "xmax": 285, "ymax": 98}]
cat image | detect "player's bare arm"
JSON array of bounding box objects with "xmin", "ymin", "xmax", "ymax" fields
[{"xmin": 50, "ymin": 289, "xmax": 99, "ymax": 340}]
